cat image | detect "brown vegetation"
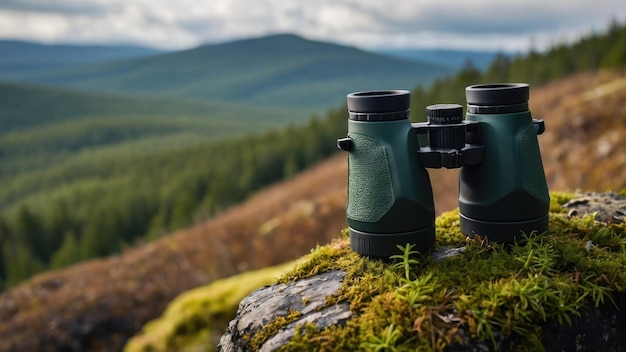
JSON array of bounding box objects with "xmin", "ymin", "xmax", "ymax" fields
[
  {"xmin": 0, "ymin": 68, "xmax": 625, "ymax": 351},
  {"xmin": 537, "ymin": 70, "xmax": 626, "ymax": 191},
  {"xmin": 0, "ymin": 154, "xmax": 348, "ymax": 351}
]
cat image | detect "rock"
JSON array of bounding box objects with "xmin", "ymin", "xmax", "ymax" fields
[
  {"xmin": 563, "ymin": 192, "xmax": 626, "ymax": 224},
  {"xmin": 432, "ymin": 246, "xmax": 466, "ymax": 261},
  {"xmin": 259, "ymin": 303, "xmax": 351, "ymax": 352},
  {"xmin": 218, "ymin": 270, "xmax": 350, "ymax": 352},
  {"xmin": 218, "ymin": 192, "xmax": 626, "ymax": 351},
  {"xmin": 540, "ymin": 291, "xmax": 626, "ymax": 351}
]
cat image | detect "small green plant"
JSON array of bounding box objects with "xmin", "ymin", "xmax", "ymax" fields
[
  {"xmin": 390, "ymin": 244, "xmax": 420, "ymax": 282},
  {"xmin": 512, "ymin": 232, "xmax": 557, "ymax": 277},
  {"xmin": 394, "ymin": 273, "xmax": 437, "ymax": 309},
  {"xmin": 360, "ymin": 324, "xmax": 404, "ymax": 352}
]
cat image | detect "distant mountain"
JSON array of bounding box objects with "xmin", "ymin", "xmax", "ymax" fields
[
  {"xmin": 0, "ymin": 40, "xmax": 162, "ymax": 80},
  {"xmin": 0, "ymin": 80, "xmax": 311, "ymax": 133},
  {"xmin": 377, "ymin": 48, "xmax": 513, "ymax": 71},
  {"xmin": 2, "ymin": 34, "xmax": 451, "ymax": 109},
  {"xmin": 0, "ymin": 79, "xmax": 317, "ymax": 216},
  {"xmin": 0, "ymin": 80, "xmax": 312, "ymax": 182}
]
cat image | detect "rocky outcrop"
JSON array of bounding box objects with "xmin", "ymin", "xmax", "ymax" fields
[
  {"xmin": 218, "ymin": 192, "xmax": 626, "ymax": 351},
  {"xmin": 562, "ymin": 191, "xmax": 625, "ymax": 224},
  {"xmin": 218, "ymin": 270, "xmax": 351, "ymax": 352}
]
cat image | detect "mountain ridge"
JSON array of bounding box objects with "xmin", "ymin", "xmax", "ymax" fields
[
  {"xmin": 0, "ymin": 40, "xmax": 162, "ymax": 81},
  {"xmin": 0, "ymin": 39, "xmax": 162, "ymax": 61},
  {"xmin": 0, "ymin": 79, "xmax": 310, "ymax": 133},
  {"xmin": 0, "ymin": 33, "xmax": 451, "ymax": 109}
]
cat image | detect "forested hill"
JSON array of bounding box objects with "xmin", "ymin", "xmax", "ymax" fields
[
  {"xmin": 0, "ymin": 40, "xmax": 161, "ymax": 63},
  {"xmin": 0, "ymin": 40, "xmax": 161, "ymax": 81},
  {"xmin": 1, "ymin": 34, "xmax": 450, "ymax": 108},
  {"xmin": 408, "ymin": 20, "xmax": 626, "ymax": 119},
  {"xmin": 0, "ymin": 80, "xmax": 306, "ymax": 133}
]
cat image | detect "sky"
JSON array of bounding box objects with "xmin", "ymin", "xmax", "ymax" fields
[{"xmin": 0, "ymin": 0, "xmax": 625, "ymax": 53}]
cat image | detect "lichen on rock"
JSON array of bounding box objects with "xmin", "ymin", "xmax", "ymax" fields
[
  {"xmin": 218, "ymin": 270, "xmax": 351, "ymax": 352},
  {"xmin": 562, "ymin": 191, "xmax": 626, "ymax": 224}
]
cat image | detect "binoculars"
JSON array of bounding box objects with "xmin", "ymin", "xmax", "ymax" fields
[{"xmin": 337, "ymin": 83, "xmax": 550, "ymax": 257}]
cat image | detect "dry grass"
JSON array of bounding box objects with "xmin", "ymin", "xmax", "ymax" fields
[{"xmin": 537, "ymin": 70, "xmax": 626, "ymax": 192}]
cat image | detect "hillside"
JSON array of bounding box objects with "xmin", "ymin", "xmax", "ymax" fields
[
  {"xmin": 0, "ymin": 79, "xmax": 314, "ymax": 216},
  {"xmin": 6, "ymin": 34, "xmax": 450, "ymax": 109},
  {"xmin": 0, "ymin": 84, "xmax": 342, "ymax": 289},
  {"xmin": 0, "ymin": 40, "xmax": 160, "ymax": 63},
  {"xmin": 377, "ymin": 48, "xmax": 506, "ymax": 71},
  {"xmin": 0, "ymin": 151, "xmax": 349, "ymax": 352},
  {"xmin": 0, "ymin": 80, "xmax": 308, "ymax": 133},
  {"xmin": 0, "ymin": 68, "xmax": 625, "ymax": 351},
  {"xmin": 0, "ymin": 40, "xmax": 161, "ymax": 81}
]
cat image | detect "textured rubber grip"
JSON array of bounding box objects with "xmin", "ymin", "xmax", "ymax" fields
[
  {"xmin": 347, "ymin": 133, "xmax": 395, "ymax": 223},
  {"xmin": 520, "ymin": 124, "xmax": 550, "ymax": 203}
]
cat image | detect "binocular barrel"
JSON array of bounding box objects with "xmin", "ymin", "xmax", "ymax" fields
[
  {"xmin": 338, "ymin": 84, "xmax": 550, "ymax": 257},
  {"xmin": 460, "ymin": 83, "xmax": 550, "ymax": 242},
  {"xmin": 338, "ymin": 90, "xmax": 436, "ymax": 257}
]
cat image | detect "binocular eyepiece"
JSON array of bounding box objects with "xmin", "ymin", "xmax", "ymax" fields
[{"xmin": 338, "ymin": 83, "xmax": 550, "ymax": 257}]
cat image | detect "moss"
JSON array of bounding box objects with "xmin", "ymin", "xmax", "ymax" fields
[
  {"xmin": 124, "ymin": 261, "xmax": 296, "ymax": 352},
  {"xmin": 549, "ymin": 192, "xmax": 575, "ymax": 213},
  {"xmin": 275, "ymin": 191, "xmax": 626, "ymax": 351},
  {"xmin": 248, "ymin": 309, "xmax": 303, "ymax": 350}
]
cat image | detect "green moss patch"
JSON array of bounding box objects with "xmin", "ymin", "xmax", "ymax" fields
[
  {"xmin": 277, "ymin": 192, "xmax": 626, "ymax": 351},
  {"xmin": 124, "ymin": 261, "xmax": 296, "ymax": 352}
]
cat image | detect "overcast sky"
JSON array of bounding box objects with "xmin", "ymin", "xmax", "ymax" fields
[{"xmin": 0, "ymin": 0, "xmax": 624, "ymax": 52}]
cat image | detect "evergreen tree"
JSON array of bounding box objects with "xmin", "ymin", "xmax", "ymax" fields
[
  {"xmin": 50, "ymin": 231, "xmax": 81, "ymax": 269},
  {"xmin": 13, "ymin": 206, "xmax": 47, "ymax": 262},
  {"xmin": 3, "ymin": 243, "xmax": 44, "ymax": 287},
  {"xmin": 484, "ymin": 53, "xmax": 511, "ymax": 83},
  {"xmin": 0, "ymin": 216, "xmax": 8, "ymax": 286}
]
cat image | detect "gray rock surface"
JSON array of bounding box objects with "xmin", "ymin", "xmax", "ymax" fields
[
  {"xmin": 217, "ymin": 270, "xmax": 350, "ymax": 352},
  {"xmin": 563, "ymin": 191, "xmax": 625, "ymax": 223}
]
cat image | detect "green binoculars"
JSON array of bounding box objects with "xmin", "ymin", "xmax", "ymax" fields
[{"xmin": 337, "ymin": 83, "xmax": 550, "ymax": 257}]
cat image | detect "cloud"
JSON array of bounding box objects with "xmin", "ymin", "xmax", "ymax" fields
[
  {"xmin": 0, "ymin": 0, "xmax": 113, "ymax": 15},
  {"xmin": 0, "ymin": 0, "xmax": 624, "ymax": 51}
]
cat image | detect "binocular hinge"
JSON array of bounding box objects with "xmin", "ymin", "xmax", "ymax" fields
[
  {"xmin": 417, "ymin": 144, "xmax": 485, "ymax": 169},
  {"xmin": 412, "ymin": 121, "xmax": 485, "ymax": 169}
]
